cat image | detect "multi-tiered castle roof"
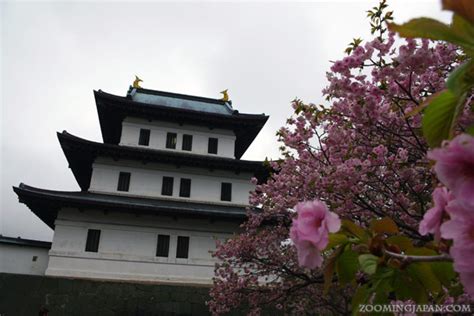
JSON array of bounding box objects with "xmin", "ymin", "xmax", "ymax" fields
[{"xmin": 14, "ymin": 87, "xmax": 269, "ymax": 228}]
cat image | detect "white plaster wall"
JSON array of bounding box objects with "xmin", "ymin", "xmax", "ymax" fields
[
  {"xmin": 46, "ymin": 208, "xmax": 239, "ymax": 284},
  {"xmin": 89, "ymin": 158, "xmax": 255, "ymax": 205},
  {"xmin": 120, "ymin": 118, "xmax": 236, "ymax": 158},
  {"xmin": 0, "ymin": 244, "xmax": 49, "ymax": 275}
]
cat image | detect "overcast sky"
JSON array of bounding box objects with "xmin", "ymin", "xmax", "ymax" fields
[{"xmin": 0, "ymin": 0, "xmax": 451, "ymax": 241}]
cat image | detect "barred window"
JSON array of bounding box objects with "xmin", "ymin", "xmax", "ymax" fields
[
  {"xmin": 208, "ymin": 138, "xmax": 218, "ymax": 154},
  {"xmin": 117, "ymin": 172, "xmax": 131, "ymax": 192},
  {"xmin": 156, "ymin": 235, "xmax": 170, "ymax": 257},
  {"xmin": 182, "ymin": 134, "xmax": 193, "ymax": 151},
  {"xmin": 161, "ymin": 176, "xmax": 174, "ymax": 196},
  {"xmin": 138, "ymin": 129, "xmax": 150, "ymax": 146},
  {"xmin": 85, "ymin": 229, "xmax": 101, "ymax": 252},
  {"xmin": 179, "ymin": 178, "xmax": 191, "ymax": 198},
  {"xmin": 176, "ymin": 236, "xmax": 189, "ymax": 259},
  {"xmin": 166, "ymin": 132, "xmax": 177, "ymax": 149},
  {"xmin": 221, "ymin": 182, "xmax": 232, "ymax": 202}
]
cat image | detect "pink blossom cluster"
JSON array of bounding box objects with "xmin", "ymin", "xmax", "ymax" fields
[
  {"xmin": 289, "ymin": 200, "xmax": 341, "ymax": 268},
  {"xmin": 209, "ymin": 30, "xmax": 473, "ymax": 315},
  {"xmin": 419, "ymin": 133, "xmax": 474, "ymax": 297}
]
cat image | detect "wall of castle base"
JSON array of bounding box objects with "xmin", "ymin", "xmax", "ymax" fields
[
  {"xmin": 0, "ymin": 272, "xmax": 215, "ymax": 316},
  {"xmin": 45, "ymin": 208, "xmax": 238, "ymax": 284},
  {"xmin": 0, "ymin": 243, "xmax": 49, "ymax": 276}
]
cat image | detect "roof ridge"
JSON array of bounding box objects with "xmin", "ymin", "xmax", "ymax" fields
[
  {"xmin": 127, "ymin": 87, "xmax": 230, "ymax": 106},
  {"xmin": 94, "ymin": 90, "xmax": 269, "ymax": 119}
]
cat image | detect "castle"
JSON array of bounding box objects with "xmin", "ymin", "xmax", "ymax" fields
[{"xmin": 8, "ymin": 85, "xmax": 268, "ymax": 285}]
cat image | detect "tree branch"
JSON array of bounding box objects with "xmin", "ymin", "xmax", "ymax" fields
[{"xmin": 384, "ymin": 249, "xmax": 453, "ymax": 263}]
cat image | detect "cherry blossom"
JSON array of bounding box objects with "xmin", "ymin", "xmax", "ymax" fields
[
  {"xmin": 428, "ymin": 134, "xmax": 474, "ymax": 208},
  {"xmin": 441, "ymin": 199, "xmax": 474, "ymax": 297},
  {"xmin": 209, "ymin": 19, "xmax": 473, "ymax": 315},
  {"xmin": 290, "ymin": 200, "xmax": 341, "ymax": 268},
  {"xmin": 419, "ymin": 187, "xmax": 453, "ymax": 240}
]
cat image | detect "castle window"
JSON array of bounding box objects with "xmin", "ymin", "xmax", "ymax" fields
[
  {"xmin": 182, "ymin": 134, "xmax": 193, "ymax": 151},
  {"xmin": 176, "ymin": 236, "xmax": 189, "ymax": 259},
  {"xmin": 161, "ymin": 176, "xmax": 174, "ymax": 196},
  {"xmin": 208, "ymin": 138, "xmax": 218, "ymax": 154},
  {"xmin": 156, "ymin": 234, "xmax": 170, "ymax": 257},
  {"xmin": 85, "ymin": 229, "xmax": 101, "ymax": 252},
  {"xmin": 166, "ymin": 132, "xmax": 177, "ymax": 149},
  {"xmin": 221, "ymin": 182, "xmax": 232, "ymax": 201},
  {"xmin": 138, "ymin": 129, "xmax": 150, "ymax": 146},
  {"xmin": 179, "ymin": 178, "xmax": 191, "ymax": 198},
  {"xmin": 117, "ymin": 172, "xmax": 131, "ymax": 192}
]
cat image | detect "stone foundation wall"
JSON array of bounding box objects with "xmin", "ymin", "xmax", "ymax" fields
[{"xmin": 0, "ymin": 273, "xmax": 213, "ymax": 316}]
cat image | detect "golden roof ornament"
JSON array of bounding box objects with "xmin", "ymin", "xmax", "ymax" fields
[
  {"xmin": 220, "ymin": 89, "xmax": 229, "ymax": 102},
  {"xmin": 133, "ymin": 75, "xmax": 143, "ymax": 89}
]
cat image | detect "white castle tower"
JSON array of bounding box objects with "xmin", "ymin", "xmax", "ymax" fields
[{"xmin": 14, "ymin": 86, "xmax": 269, "ymax": 284}]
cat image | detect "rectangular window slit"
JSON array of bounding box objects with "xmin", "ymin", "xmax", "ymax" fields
[
  {"xmin": 166, "ymin": 132, "xmax": 177, "ymax": 149},
  {"xmin": 162, "ymin": 176, "xmax": 174, "ymax": 196},
  {"xmin": 138, "ymin": 129, "xmax": 150, "ymax": 146},
  {"xmin": 221, "ymin": 182, "xmax": 232, "ymax": 202},
  {"xmin": 85, "ymin": 229, "xmax": 101, "ymax": 252},
  {"xmin": 156, "ymin": 234, "xmax": 170, "ymax": 257},
  {"xmin": 117, "ymin": 172, "xmax": 131, "ymax": 192},
  {"xmin": 176, "ymin": 236, "xmax": 189, "ymax": 259},
  {"xmin": 182, "ymin": 134, "xmax": 193, "ymax": 151},
  {"xmin": 179, "ymin": 178, "xmax": 191, "ymax": 198},
  {"xmin": 208, "ymin": 138, "xmax": 218, "ymax": 154}
]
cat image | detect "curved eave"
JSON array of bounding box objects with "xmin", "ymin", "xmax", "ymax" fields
[
  {"xmin": 13, "ymin": 183, "xmax": 250, "ymax": 229},
  {"xmin": 58, "ymin": 131, "xmax": 270, "ymax": 191},
  {"xmin": 94, "ymin": 90, "xmax": 269, "ymax": 159}
]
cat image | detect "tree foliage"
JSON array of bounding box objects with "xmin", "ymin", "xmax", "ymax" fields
[{"xmin": 209, "ymin": 1, "xmax": 474, "ymax": 314}]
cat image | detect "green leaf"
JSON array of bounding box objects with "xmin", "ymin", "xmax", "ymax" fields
[
  {"xmin": 326, "ymin": 233, "xmax": 348, "ymax": 250},
  {"xmin": 431, "ymin": 262, "xmax": 456, "ymax": 287},
  {"xmin": 407, "ymin": 263, "xmax": 441, "ymax": 294},
  {"xmin": 448, "ymin": 282, "xmax": 466, "ymax": 297},
  {"xmin": 452, "ymin": 13, "xmax": 474, "ymax": 42},
  {"xmin": 405, "ymin": 99, "xmax": 431, "ymax": 118},
  {"xmin": 372, "ymin": 287, "xmax": 391, "ymax": 305},
  {"xmin": 369, "ymin": 267, "xmax": 395, "ymax": 305},
  {"xmin": 358, "ymin": 254, "xmax": 378, "ymax": 275},
  {"xmin": 466, "ymin": 124, "xmax": 474, "ymax": 136},
  {"xmin": 386, "ymin": 235, "xmax": 414, "ymax": 251},
  {"xmin": 323, "ymin": 246, "xmax": 343, "ymax": 294},
  {"xmin": 405, "ymin": 247, "xmax": 437, "ymax": 256},
  {"xmin": 422, "ymin": 89, "xmax": 466, "ymax": 147},
  {"xmin": 351, "ymin": 285, "xmax": 370, "ymax": 316},
  {"xmin": 446, "ymin": 60, "xmax": 474, "ymax": 95},
  {"xmin": 388, "ymin": 17, "xmax": 474, "ymax": 55},
  {"xmin": 369, "ymin": 217, "xmax": 399, "ymax": 234},
  {"xmin": 341, "ymin": 220, "xmax": 367, "ymax": 240},
  {"xmin": 336, "ymin": 249, "xmax": 359, "ymax": 285},
  {"xmin": 393, "ymin": 270, "xmax": 428, "ymax": 303}
]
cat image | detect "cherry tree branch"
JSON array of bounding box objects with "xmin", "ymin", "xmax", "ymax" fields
[{"xmin": 384, "ymin": 249, "xmax": 453, "ymax": 263}]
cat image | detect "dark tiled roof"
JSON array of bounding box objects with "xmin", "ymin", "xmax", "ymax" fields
[
  {"xmin": 58, "ymin": 131, "xmax": 269, "ymax": 191},
  {"xmin": 128, "ymin": 87, "xmax": 234, "ymax": 115},
  {"xmin": 0, "ymin": 235, "xmax": 51, "ymax": 249},
  {"xmin": 127, "ymin": 87, "xmax": 230, "ymax": 105},
  {"xmin": 13, "ymin": 183, "xmax": 250, "ymax": 229},
  {"xmin": 94, "ymin": 90, "xmax": 269, "ymax": 159}
]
